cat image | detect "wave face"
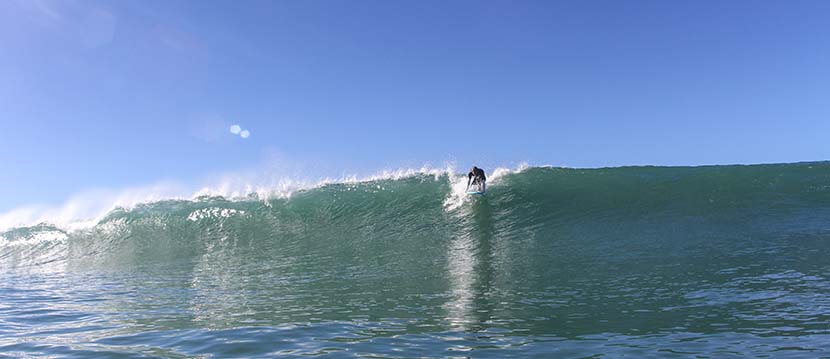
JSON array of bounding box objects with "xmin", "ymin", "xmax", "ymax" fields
[{"xmin": 3, "ymin": 162, "xmax": 830, "ymax": 357}]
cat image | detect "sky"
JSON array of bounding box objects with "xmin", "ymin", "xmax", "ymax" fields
[{"xmin": 2, "ymin": 0, "xmax": 830, "ymax": 212}]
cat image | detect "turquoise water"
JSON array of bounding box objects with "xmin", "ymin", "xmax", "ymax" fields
[{"xmin": 3, "ymin": 163, "xmax": 830, "ymax": 358}]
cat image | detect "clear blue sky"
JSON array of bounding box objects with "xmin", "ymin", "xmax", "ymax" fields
[{"xmin": 2, "ymin": 0, "xmax": 830, "ymax": 211}]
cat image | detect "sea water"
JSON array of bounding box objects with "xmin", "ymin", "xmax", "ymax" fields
[{"xmin": 2, "ymin": 163, "xmax": 830, "ymax": 358}]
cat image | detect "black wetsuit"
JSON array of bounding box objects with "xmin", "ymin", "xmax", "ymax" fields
[{"xmin": 467, "ymin": 167, "xmax": 486, "ymax": 192}]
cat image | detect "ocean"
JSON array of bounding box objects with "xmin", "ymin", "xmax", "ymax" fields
[{"xmin": 2, "ymin": 162, "xmax": 830, "ymax": 358}]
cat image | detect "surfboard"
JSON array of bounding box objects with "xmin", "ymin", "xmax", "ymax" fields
[{"xmin": 466, "ymin": 191, "xmax": 485, "ymax": 195}]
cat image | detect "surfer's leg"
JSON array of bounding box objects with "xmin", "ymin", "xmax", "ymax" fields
[{"xmin": 482, "ymin": 181, "xmax": 486, "ymax": 193}]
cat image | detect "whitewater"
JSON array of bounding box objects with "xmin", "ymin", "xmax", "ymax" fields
[{"xmin": 2, "ymin": 162, "xmax": 830, "ymax": 358}]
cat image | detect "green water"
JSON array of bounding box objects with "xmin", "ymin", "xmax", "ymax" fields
[{"xmin": 2, "ymin": 163, "xmax": 830, "ymax": 358}]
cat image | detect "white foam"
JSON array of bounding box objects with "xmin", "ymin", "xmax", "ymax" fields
[{"xmin": 187, "ymin": 208, "xmax": 247, "ymax": 222}]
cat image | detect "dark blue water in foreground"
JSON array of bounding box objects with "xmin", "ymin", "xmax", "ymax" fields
[{"xmin": 3, "ymin": 163, "xmax": 830, "ymax": 358}]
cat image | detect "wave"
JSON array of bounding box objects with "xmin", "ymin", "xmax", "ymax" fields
[{"xmin": 3, "ymin": 162, "xmax": 830, "ymax": 270}]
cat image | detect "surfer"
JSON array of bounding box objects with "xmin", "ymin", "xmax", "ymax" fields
[{"xmin": 467, "ymin": 166, "xmax": 487, "ymax": 193}]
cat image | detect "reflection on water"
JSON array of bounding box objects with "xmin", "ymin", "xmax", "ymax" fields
[
  {"xmin": 444, "ymin": 230, "xmax": 476, "ymax": 330},
  {"xmin": 444, "ymin": 198, "xmax": 497, "ymax": 331}
]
